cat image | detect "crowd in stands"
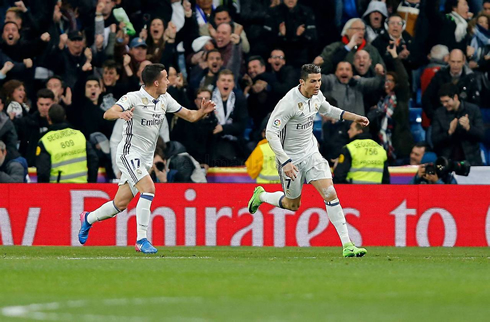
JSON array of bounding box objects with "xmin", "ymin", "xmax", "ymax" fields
[{"xmin": 0, "ymin": 0, "xmax": 489, "ymax": 184}]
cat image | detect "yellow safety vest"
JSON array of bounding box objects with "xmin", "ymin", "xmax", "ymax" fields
[
  {"xmin": 245, "ymin": 139, "xmax": 280, "ymax": 183},
  {"xmin": 257, "ymin": 142, "xmax": 280, "ymax": 183},
  {"xmin": 40, "ymin": 128, "xmax": 88, "ymax": 183},
  {"xmin": 345, "ymin": 139, "xmax": 387, "ymax": 184}
]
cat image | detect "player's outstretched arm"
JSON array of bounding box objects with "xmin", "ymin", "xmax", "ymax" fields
[
  {"xmin": 342, "ymin": 111, "xmax": 369, "ymax": 127},
  {"xmin": 176, "ymin": 98, "xmax": 216, "ymax": 123},
  {"xmin": 104, "ymin": 105, "xmax": 134, "ymax": 121}
]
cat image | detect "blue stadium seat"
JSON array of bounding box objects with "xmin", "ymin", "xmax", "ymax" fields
[
  {"xmin": 313, "ymin": 113, "xmax": 322, "ymax": 141},
  {"xmin": 481, "ymin": 144, "xmax": 489, "ymax": 166},
  {"xmin": 409, "ymin": 107, "xmax": 426, "ymax": 143},
  {"xmin": 243, "ymin": 119, "xmax": 254, "ymax": 141}
]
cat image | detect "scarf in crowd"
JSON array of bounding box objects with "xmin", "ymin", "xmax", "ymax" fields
[
  {"xmin": 6, "ymin": 101, "xmax": 29, "ymax": 118},
  {"xmin": 401, "ymin": 0, "xmax": 420, "ymax": 9},
  {"xmin": 377, "ymin": 93, "xmax": 396, "ymax": 160},
  {"xmin": 448, "ymin": 11, "xmax": 468, "ymax": 43},
  {"xmin": 342, "ymin": 35, "xmax": 366, "ymax": 51},
  {"xmin": 212, "ymin": 87, "xmax": 236, "ymax": 126},
  {"xmin": 212, "ymin": 87, "xmax": 237, "ymax": 140},
  {"xmin": 470, "ymin": 24, "xmax": 490, "ymax": 61}
]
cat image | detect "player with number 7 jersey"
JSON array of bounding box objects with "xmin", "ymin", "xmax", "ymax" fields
[{"xmin": 248, "ymin": 64, "xmax": 370, "ymax": 257}]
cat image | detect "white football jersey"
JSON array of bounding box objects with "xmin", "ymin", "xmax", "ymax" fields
[
  {"xmin": 266, "ymin": 86, "xmax": 343, "ymax": 165},
  {"xmin": 115, "ymin": 87, "xmax": 182, "ymax": 164}
]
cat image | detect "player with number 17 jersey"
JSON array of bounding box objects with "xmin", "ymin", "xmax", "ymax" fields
[{"xmin": 115, "ymin": 87, "xmax": 182, "ymax": 173}]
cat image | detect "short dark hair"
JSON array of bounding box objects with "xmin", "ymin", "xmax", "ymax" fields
[
  {"xmin": 387, "ymin": 71, "xmax": 398, "ymax": 85},
  {"xmin": 205, "ymin": 49, "xmax": 221, "ymax": 61},
  {"xmin": 438, "ymin": 83, "xmax": 459, "ymax": 98},
  {"xmin": 86, "ymin": 75, "xmax": 101, "ymax": 85},
  {"xmin": 445, "ymin": 0, "xmax": 460, "ymax": 13},
  {"xmin": 103, "ymin": 59, "xmax": 119, "ymax": 71},
  {"xmin": 300, "ymin": 64, "xmax": 321, "ymax": 81},
  {"xmin": 48, "ymin": 104, "xmax": 66, "ymax": 124},
  {"xmin": 37, "ymin": 88, "xmax": 55, "ymax": 100},
  {"xmin": 2, "ymin": 21, "xmax": 19, "ymax": 31},
  {"xmin": 414, "ymin": 141, "xmax": 431, "ymax": 152},
  {"xmin": 353, "ymin": 122, "xmax": 369, "ymax": 133},
  {"xmin": 142, "ymin": 63, "xmax": 165, "ymax": 86},
  {"xmin": 214, "ymin": 5, "xmax": 230, "ymax": 16},
  {"xmin": 46, "ymin": 75, "xmax": 65, "ymax": 89},
  {"xmin": 196, "ymin": 88, "xmax": 212, "ymax": 98},
  {"xmin": 247, "ymin": 55, "xmax": 265, "ymax": 67}
]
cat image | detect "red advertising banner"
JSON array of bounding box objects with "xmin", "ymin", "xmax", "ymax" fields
[{"xmin": 1, "ymin": 184, "xmax": 489, "ymax": 247}]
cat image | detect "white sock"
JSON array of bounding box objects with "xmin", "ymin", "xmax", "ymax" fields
[
  {"xmin": 259, "ymin": 191, "xmax": 285, "ymax": 208},
  {"xmin": 325, "ymin": 198, "xmax": 351, "ymax": 245},
  {"xmin": 136, "ymin": 193, "xmax": 154, "ymax": 241},
  {"xmin": 87, "ymin": 201, "xmax": 121, "ymax": 224}
]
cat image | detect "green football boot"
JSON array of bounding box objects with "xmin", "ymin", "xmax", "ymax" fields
[
  {"xmin": 248, "ymin": 186, "xmax": 265, "ymax": 214},
  {"xmin": 342, "ymin": 242, "xmax": 367, "ymax": 258}
]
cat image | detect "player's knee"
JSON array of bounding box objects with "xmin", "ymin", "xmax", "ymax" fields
[
  {"xmin": 140, "ymin": 185, "xmax": 156, "ymax": 195},
  {"xmin": 290, "ymin": 202, "xmax": 301, "ymax": 211},
  {"xmin": 286, "ymin": 200, "xmax": 301, "ymax": 211},
  {"xmin": 114, "ymin": 200, "xmax": 129, "ymax": 212},
  {"xmin": 322, "ymin": 185, "xmax": 337, "ymax": 202}
]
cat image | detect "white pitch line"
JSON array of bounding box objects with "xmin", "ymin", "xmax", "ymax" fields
[
  {"xmin": 1, "ymin": 256, "xmax": 213, "ymax": 260},
  {"xmin": 1, "ymin": 297, "xmax": 205, "ymax": 321},
  {"xmin": 58, "ymin": 256, "xmax": 213, "ymax": 260}
]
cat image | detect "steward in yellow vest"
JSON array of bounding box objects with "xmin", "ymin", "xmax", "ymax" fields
[
  {"xmin": 36, "ymin": 104, "xmax": 98, "ymax": 183},
  {"xmin": 245, "ymin": 138, "xmax": 280, "ymax": 183},
  {"xmin": 333, "ymin": 122, "xmax": 390, "ymax": 184}
]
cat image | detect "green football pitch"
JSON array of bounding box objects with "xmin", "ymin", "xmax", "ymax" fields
[{"xmin": 0, "ymin": 247, "xmax": 489, "ymax": 321}]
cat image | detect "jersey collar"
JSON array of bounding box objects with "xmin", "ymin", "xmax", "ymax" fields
[
  {"xmin": 295, "ymin": 85, "xmax": 312, "ymax": 103},
  {"xmin": 139, "ymin": 86, "xmax": 161, "ymax": 105}
]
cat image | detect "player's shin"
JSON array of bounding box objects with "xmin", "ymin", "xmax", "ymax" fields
[
  {"xmin": 260, "ymin": 191, "xmax": 285, "ymax": 208},
  {"xmin": 87, "ymin": 201, "xmax": 122, "ymax": 224},
  {"xmin": 325, "ymin": 198, "xmax": 351, "ymax": 245},
  {"xmin": 136, "ymin": 193, "xmax": 154, "ymax": 240}
]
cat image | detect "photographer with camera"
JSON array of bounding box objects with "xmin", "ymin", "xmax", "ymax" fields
[
  {"xmin": 150, "ymin": 137, "xmax": 207, "ymax": 184},
  {"xmin": 432, "ymin": 83, "xmax": 484, "ymax": 166},
  {"xmin": 410, "ymin": 155, "xmax": 470, "ymax": 184}
]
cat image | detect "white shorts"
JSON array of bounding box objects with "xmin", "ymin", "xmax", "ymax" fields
[
  {"xmin": 116, "ymin": 153, "xmax": 152, "ymax": 196},
  {"xmin": 278, "ymin": 152, "xmax": 332, "ymax": 199}
]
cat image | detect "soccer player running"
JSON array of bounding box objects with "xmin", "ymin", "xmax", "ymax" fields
[
  {"xmin": 248, "ymin": 64, "xmax": 369, "ymax": 257},
  {"xmin": 78, "ymin": 63, "xmax": 216, "ymax": 253}
]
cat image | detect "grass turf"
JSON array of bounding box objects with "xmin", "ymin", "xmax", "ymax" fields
[{"xmin": 0, "ymin": 247, "xmax": 489, "ymax": 321}]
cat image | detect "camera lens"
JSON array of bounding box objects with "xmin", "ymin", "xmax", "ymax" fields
[{"xmin": 155, "ymin": 161, "xmax": 165, "ymax": 172}]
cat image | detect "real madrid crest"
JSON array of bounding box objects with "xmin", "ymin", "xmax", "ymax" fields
[
  {"xmin": 142, "ymin": 97, "xmax": 148, "ymax": 105},
  {"xmin": 315, "ymin": 103, "xmax": 319, "ymax": 111},
  {"xmin": 298, "ymin": 102, "xmax": 304, "ymax": 110},
  {"xmin": 161, "ymin": 102, "xmax": 165, "ymax": 111}
]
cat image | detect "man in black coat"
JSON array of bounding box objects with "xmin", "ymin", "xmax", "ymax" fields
[
  {"xmin": 422, "ymin": 49, "xmax": 480, "ymax": 123},
  {"xmin": 267, "ymin": 48, "xmax": 299, "ymax": 98},
  {"xmin": 263, "ymin": 0, "xmax": 317, "ymax": 67},
  {"xmin": 371, "ymin": 14, "xmax": 415, "ymax": 74},
  {"xmin": 16, "ymin": 89, "xmax": 54, "ymax": 166},
  {"xmin": 432, "ymin": 83, "xmax": 484, "ymax": 165},
  {"xmin": 243, "ymin": 55, "xmax": 278, "ymax": 144},
  {"xmin": 210, "ymin": 69, "xmax": 248, "ymax": 166}
]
